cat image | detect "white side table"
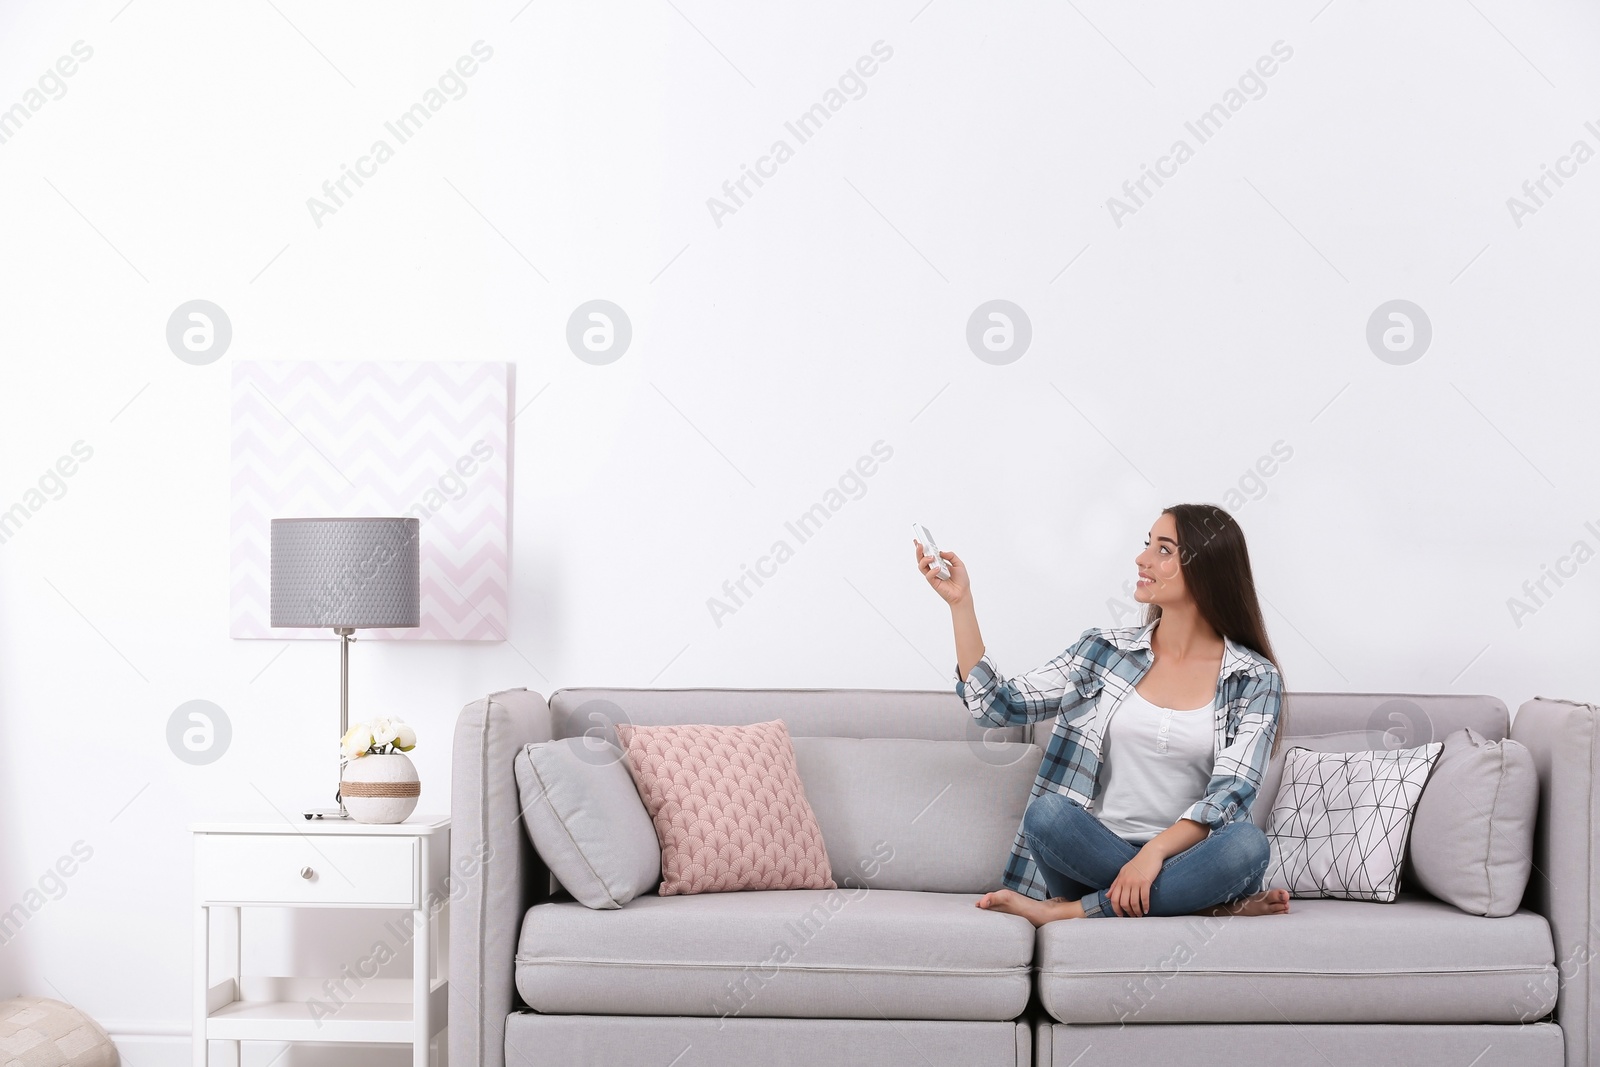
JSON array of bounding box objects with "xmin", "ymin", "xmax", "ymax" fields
[{"xmin": 191, "ymin": 815, "xmax": 450, "ymax": 1066}]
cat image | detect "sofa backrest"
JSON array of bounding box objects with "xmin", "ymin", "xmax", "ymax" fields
[
  {"xmin": 544, "ymin": 686, "xmax": 1510, "ymax": 892},
  {"xmin": 548, "ymin": 687, "xmax": 1510, "ymax": 750},
  {"xmin": 1246, "ymin": 691, "xmax": 1511, "ymax": 829},
  {"xmin": 790, "ymin": 736, "xmax": 1043, "ymax": 894},
  {"xmin": 547, "ymin": 687, "xmax": 1024, "ymax": 743},
  {"xmin": 547, "ymin": 687, "xmax": 1037, "ymax": 895}
]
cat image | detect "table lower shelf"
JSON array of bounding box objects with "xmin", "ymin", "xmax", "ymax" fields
[{"xmin": 203, "ymin": 977, "xmax": 447, "ymax": 1044}]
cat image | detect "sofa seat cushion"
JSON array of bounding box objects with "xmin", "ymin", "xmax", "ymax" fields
[
  {"xmin": 516, "ymin": 888, "xmax": 1034, "ymax": 1021},
  {"xmin": 1037, "ymin": 891, "xmax": 1557, "ymax": 1026}
]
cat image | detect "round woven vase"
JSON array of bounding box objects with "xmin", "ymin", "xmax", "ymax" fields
[{"xmin": 340, "ymin": 752, "xmax": 420, "ymax": 823}]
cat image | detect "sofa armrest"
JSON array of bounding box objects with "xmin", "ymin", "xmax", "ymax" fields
[
  {"xmin": 1510, "ymin": 696, "xmax": 1600, "ymax": 1067},
  {"xmin": 450, "ymin": 687, "xmax": 552, "ymax": 1067}
]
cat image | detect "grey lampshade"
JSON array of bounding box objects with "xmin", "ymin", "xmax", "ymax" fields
[{"xmin": 270, "ymin": 517, "xmax": 421, "ymax": 629}]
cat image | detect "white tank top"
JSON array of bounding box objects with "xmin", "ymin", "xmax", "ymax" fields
[{"xmin": 1091, "ymin": 686, "xmax": 1215, "ymax": 843}]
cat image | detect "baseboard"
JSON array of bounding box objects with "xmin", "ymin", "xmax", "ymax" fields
[{"xmin": 104, "ymin": 1032, "xmax": 188, "ymax": 1067}]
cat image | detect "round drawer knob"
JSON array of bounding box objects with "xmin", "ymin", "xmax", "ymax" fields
[{"xmin": 300, "ymin": 867, "xmax": 315, "ymax": 881}]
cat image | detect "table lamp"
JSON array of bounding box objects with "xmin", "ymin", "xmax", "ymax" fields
[{"xmin": 270, "ymin": 516, "xmax": 421, "ymax": 818}]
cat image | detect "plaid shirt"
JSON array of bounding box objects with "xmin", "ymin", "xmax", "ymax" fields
[{"xmin": 955, "ymin": 617, "xmax": 1284, "ymax": 901}]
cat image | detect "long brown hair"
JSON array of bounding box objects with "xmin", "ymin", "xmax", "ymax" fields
[{"xmin": 1143, "ymin": 503, "xmax": 1289, "ymax": 757}]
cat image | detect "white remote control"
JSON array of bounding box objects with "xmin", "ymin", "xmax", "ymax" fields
[{"xmin": 912, "ymin": 522, "xmax": 951, "ymax": 579}]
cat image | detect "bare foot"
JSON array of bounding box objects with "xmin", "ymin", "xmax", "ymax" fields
[
  {"xmin": 1200, "ymin": 887, "xmax": 1291, "ymax": 917},
  {"xmin": 975, "ymin": 889, "xmax": 1084, "ymax": 927}
]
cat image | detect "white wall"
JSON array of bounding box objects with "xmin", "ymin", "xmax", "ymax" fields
[{"xmin": 1, "ymin": 0, "xmax": 1596, "ymax": 1062}]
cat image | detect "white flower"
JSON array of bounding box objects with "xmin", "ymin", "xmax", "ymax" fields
[
  {"xmin": 341, "ymin": 723, "xmax": 374, "ymax": 760},
  {"xmin": 393, "ymin": 721, "xmax": 417, "ymax": 752},
  {"xmin": 371, "ymin": 717, "xmax": 398, "ymax": 747}
]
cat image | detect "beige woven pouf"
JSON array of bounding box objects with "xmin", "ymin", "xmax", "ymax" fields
[{"xmin": 0, "ymin": 997, "xmax": 116, "ymax": 1067}]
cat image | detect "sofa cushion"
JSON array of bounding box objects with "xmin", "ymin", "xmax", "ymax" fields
[
  {"xmin": 615, "ymin": 719, "xmax": 836, "ymax": 896},
  {"xmin": 513, "ymin": 738, "xmax": 661, "ymax": 909},
  {"xmin": 789, "ymin": 737, "xmax": 1044, "ymax": 894},
  {"xmin": 1036, "ymin": 891, "xmax": 1557, "ymax": 1025},
  {"xmin": 1263, "ymin": 741, "xmax": 1443, "ymax": 901},
  {"xmin": 515, "ymin": 888, "xmax": 1035, "ymax": 1022},
  {"xmin": 1251, "ymin": 729, "xmax": 1384, "ymax": 831},
  {"xmin": 1408, "ymin": 726, "xmax": 1539, "ymax": 917}
]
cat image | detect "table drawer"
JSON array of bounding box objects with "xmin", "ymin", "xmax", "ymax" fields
[{"xmin": 196, "ymin": 833, "xmax": 417, "ymax": 906}]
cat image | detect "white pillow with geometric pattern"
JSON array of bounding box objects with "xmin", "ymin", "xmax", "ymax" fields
[{"xmin": 1263, "ymin": 742, "xmax": 1443, "ymax": 902}]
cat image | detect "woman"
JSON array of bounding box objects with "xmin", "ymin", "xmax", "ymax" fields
[{"xmin": 916, "ymin": 504, "xmax": 1292, "ymax": 926}]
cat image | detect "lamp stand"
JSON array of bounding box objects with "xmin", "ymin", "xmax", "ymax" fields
[{"xmin": 303, "ymin": 627, "xmax": 357, "ymax": 819}]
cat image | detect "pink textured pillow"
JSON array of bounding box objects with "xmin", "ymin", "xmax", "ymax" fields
[{"xmin": 613, "ymin": 719, "xmax": 835, "ymax": 896}]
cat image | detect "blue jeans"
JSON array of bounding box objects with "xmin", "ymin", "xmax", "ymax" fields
[{"xmin": 1021, "ymin": 791, "xmax": 1269, "ymax": 917}]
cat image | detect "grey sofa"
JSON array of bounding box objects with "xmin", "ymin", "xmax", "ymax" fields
[{"xmin": 450, "ymin": 685, "xmax": 1599, "ymax": 1067}]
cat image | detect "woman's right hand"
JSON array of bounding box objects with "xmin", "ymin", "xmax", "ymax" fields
[{"xmin": 913, "ymin": 539, "xmax": 970, "ymax": 605}]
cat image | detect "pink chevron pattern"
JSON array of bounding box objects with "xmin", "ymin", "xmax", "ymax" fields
[{"xmin": 231, "ymin": 361, "xmax": 511, "ymax": 641}]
